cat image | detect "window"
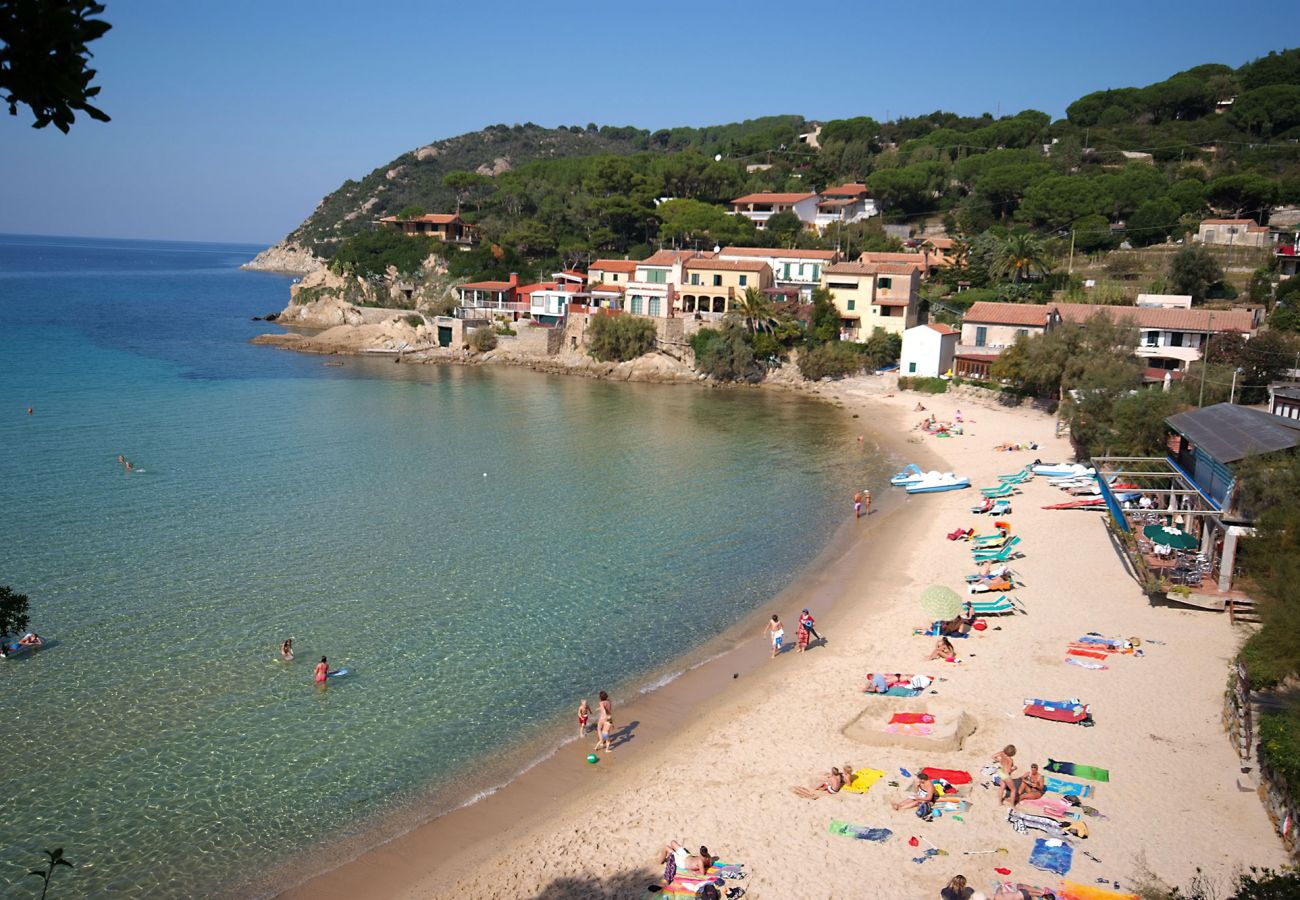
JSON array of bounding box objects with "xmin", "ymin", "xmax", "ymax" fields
[
  {"xmin": 630, "ymin": 296, "xmax": 643, "ymax": 314},
  {"xmin": 878, "ymin": 277, "xmax": 892, "ymax": 290},
  {"xmin": 908, "ymin": 362, "xmax": 917, "ymax": 374},
  {"xmin": 739, "ymin": 275, "xmax": 747, "ymax": 287},
  {"xmin": 810, "ymin": 265, "xmax": 820, "ymax": 281},
  {"xmin": 643, "ymin": 269, "xmax": 667, "ymax": 284},
  {"xmin": 975, "ymin": 326, "xmax": 987, "ymax": 347},
  {"xmin": 1016, "ymin": 329, "xmax": 1028, "ymax": 338},
  {"xmin": 690, "ymin": 273, "xmax": 700, "ymax": 286},
  {"xmin": 712, "ymin": 274, "xmax": 722, "ymax": 287},
  {"xmin": 847, "ymin": 299, "xmax": 856, "ymax": 311},
  {"xmin": 1143, "ymin": 331, "xmax": 1158, "ymax": 347},
  {"xmin": 649, "ymin": 297, "xmax": 661, "ymax": 316},
  {"xmin": 1170, "ymin": 332, "xmax": 1184, "ymax": 347}
]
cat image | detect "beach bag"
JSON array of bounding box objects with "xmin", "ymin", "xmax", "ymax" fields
[
  {"xmin": 911, "ymin": 674, "xmax": 933, "ymax": 689},
  {"xmin": 973, "ymin": 620, "xmax": 988, "ymax": 631},
  {"xmin": 916, "ymin": 802, "xmax": 932, "ymax": 819}
]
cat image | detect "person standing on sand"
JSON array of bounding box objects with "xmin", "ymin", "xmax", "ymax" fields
[
  {"xmin": 863, "ymin": 488, "xmax": 871, "ymax": 516},
  {"xmin": 799, "ymin": 608, "xmax": 824, "ymax": 644},
  {"xmin": 577, "ymin": 698, "xmax": 591, "ymax": 738},
  {"xmin": 592, "ymin": 690, "xmax": 613, "ymax": 752},
  {"xmin": 853, "ymin": 490, "xmax": 863, "ymax": 519},
  {"xmin": 764, "ymin": 614, "xmax": 785, "ymax": 658}
]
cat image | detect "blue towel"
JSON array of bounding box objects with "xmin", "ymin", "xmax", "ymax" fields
[
  {"xmin": 1028, "ymin": 838, "xmax": 1073, "ymax": 875},
  {"xmin": 1043, "ymin": 776, "xmax": 1091, "ymax": 797}
]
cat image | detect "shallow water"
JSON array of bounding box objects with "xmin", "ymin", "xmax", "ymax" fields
[{"xmin": 0, "ymin": 234, "xmax": 882, "ymax": 897}]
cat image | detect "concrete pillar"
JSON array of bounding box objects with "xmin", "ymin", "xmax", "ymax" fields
[{"xmin": 1219, "ymin": 529, "xmax": 1239, "ymax": 593}]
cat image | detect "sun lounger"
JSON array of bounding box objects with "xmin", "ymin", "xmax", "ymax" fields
[
  {"xmin": 998, "ymin": 470, "xmax": 1033, "ymax": 484},
  {"xmin": 980, "ymin": 483, "xmax": 1017, "ymax": 498},
  {"xmin": 946, "ymin": 527, "xmax": 973, "ymax": 541},
  {"xmin": 967, "ymin": 578, "xmax": 1015, "ymax": 593},
  {"xmin": 970, "ymin": 595, "xmax": 1023, "ymax": 616},
  {"xmin": 973, "ymin": 537, "xmax": 1022, "ymax": 562}
]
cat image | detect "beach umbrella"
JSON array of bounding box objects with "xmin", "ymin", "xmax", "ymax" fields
[
  {"xmin": 920, "ymin": 585, "xmax": 963, "ymax": 621},
  {"xmin": 1142, "ymin": 523, "xmax": 1198, "ymax": 551}
]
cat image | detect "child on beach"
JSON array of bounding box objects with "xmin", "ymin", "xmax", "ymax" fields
[
  {"xmin": 764, "ymin": 614, "xmax": 785, "ymax": 658},
  {"xmin": 577, "ymin": 698, "xmax": 591, "ymax": 738},
  {"xmin": 862, "ymin": 489, "xmax": 871, "ymax": 516},
  {"xmin": 796, "ymin": 619, "xmax": 810, "ymax": 653},
  {"xmin": 853, "ymin": 491, "xmax": 863, "ymax": 519},
  {"xmin": 990, "ymin": 744, "xmax": 1017, "ymax": 777}
]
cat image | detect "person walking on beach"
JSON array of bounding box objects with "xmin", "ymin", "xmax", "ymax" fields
[
  {"xmin": 314, "ymin": 656, "xmax": 329, "ymax": 685},
  {"xmin": 577, "ymin": 698, "xmax": 591, "ymax": 738},
  {"xmin": 862, "ymin": 488, "xmax": 871, "ymax": 516},
  {"xmin": 593, "ymin": 691, "xmax": 613, "ymax": 752},
  {"xmin": 764, "ymin": 614, "xmax": 785, "ymax": 658},
  {"xmin": 853, "ymin": 490, "xmax": 863, "ymax": 519},
  {"xmin": 799, "ymin": 608, "xmax": 824, "ymax": 645}
]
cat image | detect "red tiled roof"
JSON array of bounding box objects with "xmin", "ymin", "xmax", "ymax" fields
[
  {"xmin": 926, "ymin": 323, "xmax": 960, "ymax": 335},
  {"xmin": 1054, "ymin": 303, "xmax": 1256, "ymax": 333},
  {"xmin": 962, "ymin": 301, "xmax": 1055, "ymax": 327},
  {"xmin": 719, "ymin": 246, "xmax": 838, "ymax": 261},
  {"xmin": 683, "ymin": 258, "xmax": 769, "ymax": 273},
  {"xmin": 589, "ymin": 259, "xmax": 639, "ymax": 274},
  {"xmin": 459, "ymin": 280, "xmax": 513, "ymax": 291},
  {"xmin": 587, "ymin": 283, "xmax": 625, "ymax": 293},
  {"xmin": 824, "ymin": 261, "xmax": 919, "ymax": 277},
  {"xmin": 820, "ymin": 183, "xmax": 870, "ymax": 198},
  {"xmin": 731, "ymin": 192, "xmax": 817, "ymax": 205},
  {"xmin": 379, "ymin": 213, "xmax": 460, "ymax": 224},
  {"xmin": 1202, "ymin": 218, "xmax": 1258, "ymax": 225},
  {"xmin": 638, "ymin": 249, "xmax": 712, "ymax": 267},
  {"xmin": 857, "ymin": 251, "xmax": 928, "ymax": 267}
]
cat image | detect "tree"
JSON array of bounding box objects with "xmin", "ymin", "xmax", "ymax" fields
[
  {"xmin": 1073, "ymin": 214, "xmax": 1117, "ymax": 253},
  {"xmin": 1126, "ymin": 198, "xmax": 1180, "ymax": 247},
  {"xmin": 586, "ymin": 313, "xmax": 657, "ymax": 362},
  {"xmin": 655, "ymin": 198, "xmax": 750, "ymax": 247},
  {"xmin": 989, "ymin": 230, "xmax": 1050, "ymax": 284},
  {"xmin": 690, "ymin": 321, "xmax": 758, "ymax": 381},
  {"xmin": 1018, "ymin": 176, "xmax": 1111, "ymax": 230},
  {"xmin": 764, "ymin": 210, "xmax": 804, "ymax": 247},
  {"xmin": 1168, "ymin": 245, "xmax": 1224, "ymax": 302},
  {"xmin": 731, "ymin": 286, "xmax": 775, "ymax": 334},
  {"xmin": 1, "ymin": 0, "xmax": 110, "ymax": 132},
  {"xmin": 28, "ymin": 847, "xmax": 73, "ymax": 900},
  {"xmin": 443, "ymin": 171, "xmax": 491, "ymax": 213},
  {"xmin": 1227, "ymin": 84, "xmax": 1300, "ymax": 138},
  {"xmin": 468, "ymin": 325, "xmax": 497, "ymax": 352},
  {"xmin": 808, "ymin": 286, "xmax": 839, "ymax": 343},
  {"xmin": 0, "ymin": 584, "xmax": 30, "ymax": 639},
  {"xmin": 1205, "ymin": 173, "xmax": 1277, "ymax": 218}
]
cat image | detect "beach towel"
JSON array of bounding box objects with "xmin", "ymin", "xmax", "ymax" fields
[
  {"xmin": 885, "ymin": 723, "xmax": 933, "ymax": 736},
  {"xmin": 827, "ymin": 820, "xmax": 892, "ymax": 842},
  {"xmin": 1047, "ymin": 759, "xmax": 1110, "ymax": 783},
  {"xmin": 1025, "ymin": 698, "xmax": 1084, "ymax": 711},
  {"xmin": 1028, "ymin": 837, "xmax": 1074, "ymax": 875},
  {"xmin": 920, "ymin": 767, "xmax": 972, "ymax": 785},
  {"xmin": 1018, "ymin": 796, "xmax": 1080, "ymax": 820},
  {"xmin": 1077, "ymin": 636, "xmax": 1130, "ymax": 649},
  {"xmin": 1066, "ymin": 657, "xmax": 1108, "ymax": 671},
  {"xmin": 1024, "ymin": 704, "xmax": 1091, "ymax": 725},
  {"xmin": 932, "ymin": 798, "xmax": 970, "ymax": 813},
  {"xmin": 1067, "ymin": 648, "xmax": 1109, "ymax": 660},
  {"xmin": 1058, "ymin": 880, "xmax": 1138, "ymax": 900},
  {"xmin": 890, "ymin": 713, "xmax": 936, "ymax": 725},
  {"xmin": 1008, "ymin": 809, "xmax": 1071, "ymax": 840},
  {"xmin": 843, "ymin": 768, "xmax": 886, "ymax": 793},
  {"xmin": 882, "ymin": 685, "xmax": 922, "ymax": 697},
  {"xmin": 1043, "ymin": 776, "xmax": 1092, "ymax": 798}
]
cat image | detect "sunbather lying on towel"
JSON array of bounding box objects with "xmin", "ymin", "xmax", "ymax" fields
[
  {"xmin": 999, "ymin": 763, "xmax": 1045, "ymax": 806},
  {"xmin": 791, "ymin": 764, "xmax": 855, "ymax": 799},
  {"xmin": 658, "ymin": 840, "xmax": 718, "ymax": 876},
  {"xmin": 994, "ymin": 882, "xmax": 1056, "ymax": 899}
]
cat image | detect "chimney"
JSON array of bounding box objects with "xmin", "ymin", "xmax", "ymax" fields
[{"xmin": 508, "ymin": 273, "xmax": 519, "ymax": 288}]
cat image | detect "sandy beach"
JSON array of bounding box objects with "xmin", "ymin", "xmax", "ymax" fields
[{"xmin": 278, "ymin": 379, "xmax": 1285, "ymax": 900}]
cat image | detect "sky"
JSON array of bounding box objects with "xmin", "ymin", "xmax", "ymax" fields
[{"xmin": 0, "ymin": 0, "xmax": 1291, "ymax": 245}]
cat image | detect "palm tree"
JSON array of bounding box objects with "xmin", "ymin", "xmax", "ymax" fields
[
  {"xmin": 732, "ymin": 286, "xmax": 776, "ymax": 333},
  {"xmin": 990, "ymin": 231, "xmax": 1051, "ymax": 284},
  {"xmin": 29, "ymin": 848, "xmax": 73, "ymax": 900}
]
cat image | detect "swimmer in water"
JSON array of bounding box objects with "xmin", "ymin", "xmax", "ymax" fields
[
  {"xmin": 315, "ymin": 656, "xmax": 329, "ymax": 684},
  {"xmin": 280, "ymin": 637, "xmax": 294, "ymax": 661}
]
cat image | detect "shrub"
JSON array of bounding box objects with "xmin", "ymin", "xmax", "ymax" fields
[
  {"xmin": 692, "ymin": 322, "xmax": 758, "ymax": 381},
  {"xmin": 469, "ymin": 326, "xmax": 498, "ymax": 352},
  {"xmin": 330, "ymin": 230, "xmax": 430, "ymax": 278},
  {"xmin": 427, "ymin": 293, "xmax": 458, "ymax": 318},
  {"xmin": 494, "ymin": 323, "xmax": 517, "ymax": 336},
  {"xmin": 797, "ymin": 342, "xmax": 864, "ymax": 380},
  {"xmin": 898, "ymin": 376, "xmax": 949, "ymax": 393},
  {"xmin": 587, "ymin": 313, "xmax": 657, "ymax": 362},
  {"xmin": 403, "ymin": 314, "xmax": 425, "ymax": 329}
]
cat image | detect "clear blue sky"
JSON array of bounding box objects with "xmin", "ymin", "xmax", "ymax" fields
[{"xmin": 0, "ymin": 0, "xmax": 1289, "ymax": 245}]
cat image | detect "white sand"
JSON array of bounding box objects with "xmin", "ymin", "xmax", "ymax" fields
[{"xmin": 286, "ymin": 381, "xmax": 1284, "ymax": 899}]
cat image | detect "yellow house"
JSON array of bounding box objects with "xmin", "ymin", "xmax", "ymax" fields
[
  {"xmin": 678, "ymin": 258, "xmax": 773, "ymax": 317},
  {"xmin": 587, "ymin": 258, "xmax": 639, "ymax": 285},
  {"xmin": 820, "ymin": 262, "xmax": 921, "ymax": 339}
]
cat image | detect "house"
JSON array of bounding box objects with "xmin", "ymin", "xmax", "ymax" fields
[
  {"xmin": 858, "ymin": 250, "xmax": 944, "ymax": 279},
  {"xmin": 1053, "ymin": 304, "xmax": 1257, "ymax": 371},
  {"xmin": 679, "ymin": 258, "xmax": 773, "ymax": 317},
  {"xmin": 814, "ymin": 183, "xmax": 878, "ymax": 230},
  {"xmin": 1136, "ymin": 294, "xmax": 1193, "ymax": 309},
  {"xmin": 377, "ymin": 213, "xmax": 477, "ymax": 246},
  {"xmin": 820, "ymin": 261, "xmax": 921, "ymax": 340},
  {"xmin": 958, "ymin": 301, "xmax": 1059, "ymax": 353},
  {"xmin": 457, "ymin": 273, "xmax": 521, "ymax": 316},
  {"xmin": 1195, "ymin": 218, "xmax": 1269, "ymax": 249},
  {"xmin": 716, "ymin": 247, "xmax": 839, "ymax": 298},
  {"xmin": 900, "ymin": 323, "xmax": 959, "ymax": 378},
  {"xmin": 729, "ymin": 192, "xmax": 819, "ymax": 229},
  {"xmin": 1269, "ymin": 382, "xmax": 1300, "ymax": 420},
  {"xmin": 587, "ymin": 258, "xmax": 639, "ymax": 286},
  {"xmin": 1277, "ymin": 240, "xmax": 1299, "ymax": 280},
  {"xmin": 623, "ymin": 249, "xmax": 704, "ymax": 318}
]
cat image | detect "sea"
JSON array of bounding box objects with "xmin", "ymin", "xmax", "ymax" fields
[{"xmin": 0, "ymin": 234, "xmax": 884, "ymax": 897}]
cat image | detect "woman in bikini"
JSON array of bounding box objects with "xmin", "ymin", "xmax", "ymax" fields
[
  {"xmin": 927, "ymin": 636, "xmax": 957, "ymax": 662},
  {"xmin": 791, "ymin": 766, "xmax": 848, "ymax": 799},
  {"xmin": 314, "ymin": 656, "xmax": 329, "ymax": 685},
  {"xmin": 1001, "ymin": 762, "xmax": 1045, "ymax": 806},
  {"xmin": 891, "ymin": 772, "xmax": 936, "ymax": 811}
]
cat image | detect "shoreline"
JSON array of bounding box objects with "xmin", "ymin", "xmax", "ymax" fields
[{"xmin": 246, "ymin": 381, "xmax": 931, "ymax": 900}]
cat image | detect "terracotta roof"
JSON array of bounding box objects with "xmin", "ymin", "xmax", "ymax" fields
[
  {"xmin": 927, "ymin": 237, "xmax": 955, "ymax": 249},
  {"xmin": 589, "ymin": 259, "xmax": 639, "ymax": 274},
  {"xmin": 683, "ymin": 258, "xmax": 769, "ymax": 273},
  {"xmin": 874, "ymin": 263, "xmax": 923, "ymax": 276},
  {"xmin": 926, "ymin": 323, "xmax": 960, "ymax": 335},
  {"xmin": 587, "ymin": 283, "xmax": 625, "ymax": 293},
  {"xmin": 878, "ymin": 297, "xmax": 913, "ymax": 307},
  {"xmin": 824, "ymin": 261, "xmax": 919, "ymax": 277},
  {"xmin": 515, "ymin": 281, "xmax": 555, "ymax": 294},
  {"xmin": 962, "ymin": 301, "xmax": 1055, "ymax": 327},
  {"xmin": 459, "ymin": 280, "xmax": 514, "ymax": 291},
  {"xmin": 1202, "ymin": 218, "xmax": 1258, "ymax": 226},
  {"xmin": 379, "ymin": 213, "xmax": 460, "ymax": 224},
  {"xmin": 1054, "ymin": 303, "xmax": 1256, "ymax": 333},
  {"xmin": 731, "ymin": 192, "xmax": 817, "ymax": 205},
  {"xmin": 817, "ymin": 198, "xmax": 857, "ymax": 208},
  {"xmin": 638, "ymin": 249, "xmax": 711, "ymax": 267},
  {"xmin": 858, "ymin": 251, "xmax": 927, "ymax": 268},
  {"xmin": 820, "ymin": 183, "xmax": 870, "ymax": 197},
  {"xmin": 718, "ymin": 246, "xmax": 838, "ymax": 261}
]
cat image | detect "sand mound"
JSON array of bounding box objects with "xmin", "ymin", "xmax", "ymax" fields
[{"xmin": 841, "ymin": 700, "xmax": 977, "ymax": 752}]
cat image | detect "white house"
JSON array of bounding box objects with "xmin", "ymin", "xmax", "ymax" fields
[
  {"xmin": 901, "ymin": 323, "xmax": 960, "ymax": 378},
  {"xmin": 814, "ymin": 183, "xmax": 878, "ymax": 230},
  {"xmin": 728, "ymin": 192, "xmax": 819, "ymax": 229},
  {"xmin": 716, "ymin": 246, "xmax": 839, "ymax": 299}
]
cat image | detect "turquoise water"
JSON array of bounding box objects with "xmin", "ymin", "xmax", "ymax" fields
[{"xmin": 0, "ymin": 235, "xmax": 872, "ymax": 897}]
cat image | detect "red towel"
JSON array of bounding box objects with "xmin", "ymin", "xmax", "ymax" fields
[
  {"xmin": 1067, "ymin": 648, "xmax": 1109, "ymax": 660},
  {"xmin": 920, "ymin": 767, "xmax": 972, "ymax": 785},
  {"xmin": 889, "ymin": 713, "xmax": 935, "ymax": 725}
]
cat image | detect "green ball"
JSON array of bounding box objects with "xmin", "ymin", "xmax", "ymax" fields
[{"xmin": 586, "ymin": 753, "xmax": 599, "ymax": 764}]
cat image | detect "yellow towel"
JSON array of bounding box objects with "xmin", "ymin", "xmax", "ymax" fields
[
  {"xmin": 1059, "ymin": 881, "xmax": 1138, "ymax": 900},
  {"xmin": 843, "ymin": 768, "xmax": 887, "ymax": 794}
]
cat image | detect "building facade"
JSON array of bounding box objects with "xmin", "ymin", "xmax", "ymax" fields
[{"xmin": 900, "ymin": 323, "xmax": 959, "ymax": 378}]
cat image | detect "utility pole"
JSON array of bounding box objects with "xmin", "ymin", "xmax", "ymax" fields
[
  {"xmin": 1067, "ymin": 229, "xmax": 1076, "ymax": 276},
  {"xmin": 1230, "ymin": 367, "xmax": 1241, "ymax": 404},
  {"xmin": 1198, "ymin": 312, "xmax": 1213, "ymax": 408}
]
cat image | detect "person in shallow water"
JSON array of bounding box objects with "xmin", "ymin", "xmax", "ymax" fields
[
  {"xmin": 280, "ymin": 637, "xmax": 294, "ymax": 661},
  {"xmin": 314, "ymin": 656, "xmax": 328, "ymax": 684}
]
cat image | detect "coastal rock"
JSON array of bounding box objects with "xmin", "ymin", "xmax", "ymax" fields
[
  {"xmin": 242, "ymin": 239, "xmax": 325, "ymax": 276},
  {"xmin": 415, "ymin": 144, "xmax": 441, "ymax": 161},
  {"xmin": 475, "ymin": 156, "xmax": 512, "ymax": 177}
]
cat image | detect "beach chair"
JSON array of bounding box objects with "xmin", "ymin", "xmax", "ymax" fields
[
  {"xmin": 980, "ymin": 482, "xmax": 1017, "ymax": 499},
  {"xmin": 971, "ymin": 525, "xmax": 1012, "ymax": 547},
  {"xmin": 998, "ymin": 468, "xmax": 1033, "ymax": 484},
  {"xmin": 989, "ymin": 500, "xmax": 1013, "ymax": 516},
  {"xmin": 973, "ymin": 537, "xmax": 1022, "ymax": 562},
  {"xmin": 970, "ymin": 595, "xmax": 1023, "ymax": 616}
]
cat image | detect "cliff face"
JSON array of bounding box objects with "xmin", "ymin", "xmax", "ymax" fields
[{"xmin": 242, "ymin": 239, "xmax": 324, "ymax": 276}]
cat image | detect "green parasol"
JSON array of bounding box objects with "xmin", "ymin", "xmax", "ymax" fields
[
  {"xmin": 1142, "ymin": 523, "xmax": 1198, "ymax": 551},
  {"xmin": 920, "ymin": 585, "xmax": 963, "ymax": 621}
]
